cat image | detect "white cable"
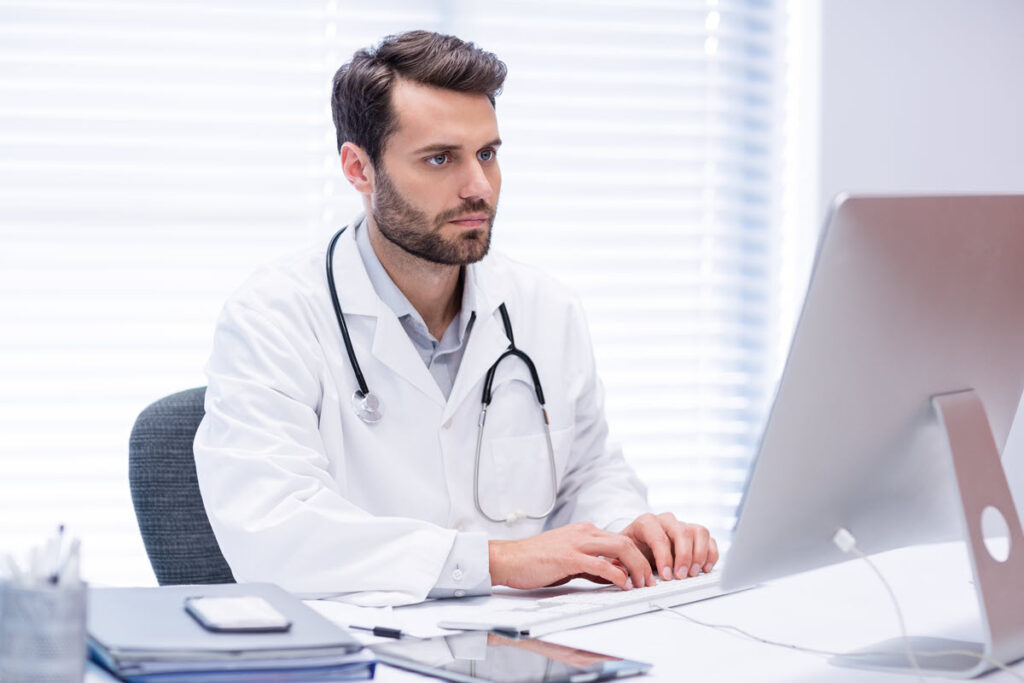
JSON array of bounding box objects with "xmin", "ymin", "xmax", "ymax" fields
[
  {"xmin": 835, "ymin": 530, "xmax": 923, "ymax": 682},
  {"xmin": 836, "ymin": 532, "xmax": 1024, "ymax": 681},
  {"xmin": 652, "ymin": 603, "xmax": 853, "ymax": 657},
  {"xmin": 649, "ymin": 526, "xmax": 1024, "ymax": 682},
  {"xmin": 653, "ymin": 604, "xmax": 1024, "ymax": 680}
]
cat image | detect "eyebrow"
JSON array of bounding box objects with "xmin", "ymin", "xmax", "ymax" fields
[{"xmin": 411, "ymin": 138, "xmax": 503, "ymax": 156}]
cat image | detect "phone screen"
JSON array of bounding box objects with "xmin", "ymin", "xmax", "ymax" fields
[{"xmin": 372, "ymin": 632, "xmax": 650, "ymax": 683}]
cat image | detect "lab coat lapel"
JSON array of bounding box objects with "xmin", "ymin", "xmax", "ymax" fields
[
  {"xmin": 442, "ymin": 262, "xmax": 512, "ymax": 423},
  {"xmin": 330, "ymin": 225, "xmax": 446, "ymax": 407},
  {"xmin": 370, "ymin": 313, "xmax": 446, "ymax": 406}
]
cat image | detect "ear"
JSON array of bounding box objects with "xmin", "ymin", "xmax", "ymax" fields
[{"xmin": 340, "ymin": 142, "xmax": 374, "ymax": 196}]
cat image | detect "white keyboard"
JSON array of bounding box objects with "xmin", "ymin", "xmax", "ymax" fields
[{"xmin": 438, "ymin": 571, "xmax": 732, "ymax": 637}]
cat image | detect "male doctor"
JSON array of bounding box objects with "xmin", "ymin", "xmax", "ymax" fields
[{"xmin": 194, "ymin": 30, "xmax": 717, "ymax": 605}]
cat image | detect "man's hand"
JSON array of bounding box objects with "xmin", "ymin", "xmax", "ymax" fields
[
  {"xmin": 489, "ymin": 522, "xmax": 654, "ymax": 591},
  {"xmin": 620, "ymin": 512, "xmax": 718, "ymax": 581}
]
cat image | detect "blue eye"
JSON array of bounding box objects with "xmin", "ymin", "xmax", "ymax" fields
[
  {"xmin": 478, "ymin": 149, "xmax": 495, "ymax": 162},
  {"xmin": 426, "ymin": 153, "xmax": 450, "ymax": 166}
]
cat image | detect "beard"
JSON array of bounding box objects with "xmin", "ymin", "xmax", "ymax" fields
[{"xmin": 371, "ymin": 164, "xmax": 496, "ymax": 266}]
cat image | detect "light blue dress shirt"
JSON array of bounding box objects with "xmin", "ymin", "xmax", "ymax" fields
[
  {"xmin": 354, "ymin": 217, "xmax": 476, "ymax": 400},
  {"xmin": 354, "ymin": 217, "xmax": 492, "ymax": 598}
]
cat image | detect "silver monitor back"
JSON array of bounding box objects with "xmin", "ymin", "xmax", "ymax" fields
[{"xmin": 723, "ymin": 194, "xmax": 1024, "ymax": 590}]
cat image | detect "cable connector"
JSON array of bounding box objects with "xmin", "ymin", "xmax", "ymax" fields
[{"xmin": 832, "ymin": 527, "xmax": 858, "ymax": 554}]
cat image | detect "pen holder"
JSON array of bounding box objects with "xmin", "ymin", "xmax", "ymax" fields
[{"xmin": 0, "ymin": 581, "xmax": 87, "ymax": 683}]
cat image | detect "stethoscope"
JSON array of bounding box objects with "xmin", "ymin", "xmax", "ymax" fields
[{"xmin": 325, "ymin": 225, "xmax": 557, "ymax": 523}]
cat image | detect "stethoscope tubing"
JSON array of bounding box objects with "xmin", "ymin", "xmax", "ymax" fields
[
  {"xmin": 326, "ymin": 227, "xmax": 370, "ymax": 397},
  {"xmin": 325, "ymin": 224, "xmax": 557, "ymax": 523}
]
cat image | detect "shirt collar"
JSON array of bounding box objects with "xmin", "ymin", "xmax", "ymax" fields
[{"xmin": 355, "ymin": 215, "xmax": 417, "ymax": 320}]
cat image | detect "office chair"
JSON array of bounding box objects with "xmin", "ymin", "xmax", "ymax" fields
[{"xmin": 129, "ymin": 387, "xmax": 235, "ymax": 585}]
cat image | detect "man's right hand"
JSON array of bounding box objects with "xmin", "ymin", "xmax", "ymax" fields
[{"xmin": 488, "ymin": 522, "xmax": 654, "ymax": 591}]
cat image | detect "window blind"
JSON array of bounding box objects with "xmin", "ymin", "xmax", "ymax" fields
[
  {"xmin": 0, "ymin": 0, "xmax": 786, "ymax": 585},
  {"xmin": 1, "ymin": 0, "xmax": 348, "ymax": 585},
  {"xmin": 457, "ymin": 0, "xmax": 786, "ymax": 533}
]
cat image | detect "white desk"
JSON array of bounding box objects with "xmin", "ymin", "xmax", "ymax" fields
[{"xmin": 87, "ymin": 542, "xmax": 1024, "ymax": 682}]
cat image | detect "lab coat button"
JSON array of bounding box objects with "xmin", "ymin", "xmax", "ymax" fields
[
  {"xmin": 452, "ymin": 568, "xmax": 464, "ymax": 581},
  {"xmin": 442, "ymin": 418, "xmax": 453, "ymax": 429},
  {"xmin": 454, "ymin": 589, "xmax": 466, "ymax": 598}
]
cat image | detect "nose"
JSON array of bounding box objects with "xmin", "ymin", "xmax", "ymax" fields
[{"xmin": 459, "ymin": 160, "xmax": 496, "ymax": 203}]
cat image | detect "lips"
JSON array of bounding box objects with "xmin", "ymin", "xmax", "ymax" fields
[{"xmin": 448, "ymin": 213, "xmax": 490, "ymax": 227}]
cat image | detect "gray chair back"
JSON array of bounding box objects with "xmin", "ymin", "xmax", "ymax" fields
[{"xmin": 129, "ymin": 387, "xmax": 235, "ymax": 585}]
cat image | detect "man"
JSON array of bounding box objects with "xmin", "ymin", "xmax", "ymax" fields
[{"xmin": 194, "ymin": 30, "xmax": 717, "ymax": 606}]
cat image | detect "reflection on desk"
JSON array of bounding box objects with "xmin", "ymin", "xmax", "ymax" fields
[{"xmin": 88, "ymin": 542, "xmax": 1024, "ymax": 682}]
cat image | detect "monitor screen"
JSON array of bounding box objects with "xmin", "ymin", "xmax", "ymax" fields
[{"xmin": 723, "ymin": 194, "xmax": 1024, "ymax": 591}]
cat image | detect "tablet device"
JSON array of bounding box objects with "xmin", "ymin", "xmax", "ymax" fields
[{"xmin": 371, "ymin": 631, "xmax": 651, "ymax": 683}]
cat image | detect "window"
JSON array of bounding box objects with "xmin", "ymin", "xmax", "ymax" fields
[{"xmin": 0, "ymin": 0, "xmax": 789, "ymax": 584}]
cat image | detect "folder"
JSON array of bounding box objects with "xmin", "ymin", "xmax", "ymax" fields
[{"xmin": 88, "ymin": 583, "xmax": 374, "ymax": 681}]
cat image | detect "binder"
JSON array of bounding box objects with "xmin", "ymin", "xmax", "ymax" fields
[{"xmin": 88, "ymin": 583, "xmax": 374, "ymax": 681}]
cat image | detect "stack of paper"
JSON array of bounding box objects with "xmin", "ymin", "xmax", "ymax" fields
[{"xmin": 88, "ymin": 583, "xmax": 375, "ymax": 682}]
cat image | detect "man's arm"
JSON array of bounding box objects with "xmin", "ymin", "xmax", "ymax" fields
[
  {"xmin": 486, "ymin": 518, "xmax": 718, "ymax": 591},
  {"xmin": 486, "ymin": 295, "xmax": 718, "ymax": 590},
  {"xmin": 489, "ymin": 522, "xmax": 649, "ymax": 590},
  {"xmin": 542, "ymin": 296, "xmax": 653, "ymax": 530},
  {"xmin": 194, "ymin": 295, "xmax": 486, "ymax": 605}
]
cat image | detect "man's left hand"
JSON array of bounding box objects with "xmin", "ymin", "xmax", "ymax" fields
[{"xmin": 619, "ymin": 512, "xmax": 718, "ymax": 582}]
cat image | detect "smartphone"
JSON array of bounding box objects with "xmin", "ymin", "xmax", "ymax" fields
[
  {"xmin": 184, "ymin": 595, "xmax": 292, "ymax": 633},
  {"xmin": 371, "ymin": 631, "xmax": 651, "ymax": 683}
]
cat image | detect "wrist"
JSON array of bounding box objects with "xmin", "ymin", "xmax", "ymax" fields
[{"xmin": 488, "ymin": 539, "xmax": 512, "ymax": 587}]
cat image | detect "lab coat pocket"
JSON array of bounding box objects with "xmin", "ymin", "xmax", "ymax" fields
[{"xmin": 479, "ymin": 425, "xmax": 573, "ymax": 523}]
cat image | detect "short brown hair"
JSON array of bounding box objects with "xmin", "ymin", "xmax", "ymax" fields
[{"xmin": 331, "ymin": 30, "xmax": 507, "ymax": 164}]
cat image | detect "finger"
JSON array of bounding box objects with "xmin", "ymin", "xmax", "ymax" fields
[
  {"xmin": 704, "ymin": 537, "xmax": 719, "ymax": 573},
  {"xmin": 589, "ymin": 560, "xmax": 627, "ymax": 586},
  {"xmin": 582, "ymin": 532, "xmax": 651, "ymax": 589},
  {"xmin": 607, "ymin": 558, "xmax": 627, "ymax": 573},
  {"xmin": 687, "ymin": 525, "xmax": 711, "ymax": 577},
  {"xmin": 636, "ymin": 515, "xmax": 674, "ymax": 581},
  {"xmin": 578, "ymin": 555, "xmax": 629, "ymax": 590},
  {"xmin": 668, "ymin": 523, "xmax": 695, "ymax": 580},
  {"xmin": 573, "ymin": 573, "xmax": 615, "ymax": 585},
  {"xmin": 610, "ymin": 535, "xmax": 653, "ymax": 589}
]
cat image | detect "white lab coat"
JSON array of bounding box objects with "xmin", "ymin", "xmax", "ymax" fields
[{"xmin": 194, "ymin": 224, "xmax": 649, "ymax": 605}]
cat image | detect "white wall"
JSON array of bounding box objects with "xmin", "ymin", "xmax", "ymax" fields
[
  {"xmin": 815, "ymin": 0, "xmax": 1024, "ymax": 515},
  {"xmin": 819, "ymin": 0, "xmax": 1024, "ymax": 210}
]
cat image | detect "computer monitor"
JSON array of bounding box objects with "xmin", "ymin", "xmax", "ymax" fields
[{"xmin": 721, "ymin": 194, "xmax": 1024, "ymax": 677}]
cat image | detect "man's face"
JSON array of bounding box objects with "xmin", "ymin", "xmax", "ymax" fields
[{"xmin": 370, "ymin": 79, "xmax": 502, "ymax": 266}]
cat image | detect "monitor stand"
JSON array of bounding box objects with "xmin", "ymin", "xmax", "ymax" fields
[{"xmin": 831, "ymin": 389, "xmax": 1024, "ymax": 678}]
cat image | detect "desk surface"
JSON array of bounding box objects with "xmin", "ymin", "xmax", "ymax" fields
[{"xmin": 87, "ymin": 542, "xmax": 1024, "ymax": 682}]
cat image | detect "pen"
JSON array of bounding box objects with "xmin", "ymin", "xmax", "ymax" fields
[
  {"xmin": 5, "ymin": 553, "xmax": 24, "ymax": 584},
  {"xmin": 59, "ymin": 538, "xmax": 81, "ymax": 587},
  {"xmin": 47, "ymin": 524, "xmax": 65, "ymax": 585},
  {"xmin": 349, "ymin": 624, "xmax": 407, "ymax": 639}
]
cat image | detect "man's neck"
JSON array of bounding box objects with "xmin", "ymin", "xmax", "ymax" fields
[{"xmin": 366, "ymin": 219, "xmax": 463, "ymax": 341}]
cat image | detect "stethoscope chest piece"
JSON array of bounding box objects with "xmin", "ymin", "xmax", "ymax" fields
[{"xmin": 352, "ymin": 389, "xmax": 383, "ymax": 424}]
